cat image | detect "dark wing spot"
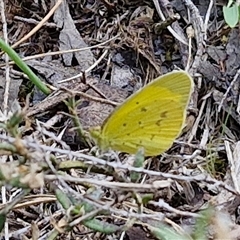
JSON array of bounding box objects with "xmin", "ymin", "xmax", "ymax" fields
[
  {"xmin": 150, "ymin": 134, "xmax": 155, "ymax": 140},
  {"xmin": 123, "ymin": 123, "xmax": 127, "ymax": 127},
  {"xmin": 156, "ymin": 119, "xmax": 162, "ymax": 126},
  {"xmin": 160, "ymin": 111, "xmax": 168, "ymax": 118},
  {"xmin": 136, "ymin": 101, "xmax": 140, "ymax": 105},
  {"xmin": 141, "ymin": 107, "xmax": 147, "ymax": 112}
]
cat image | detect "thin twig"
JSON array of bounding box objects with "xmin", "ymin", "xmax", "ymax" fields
[
  {"xmin": 6, "ymin": 0, "xmax": 63, "ymax": 50},
  {"xmin": 182, "ymin": 0, "xmax": 205, "ymax": 75},
  {"xmin": 1, "ymin": 0, "xmax": 10, "ymax": 116},
  {"xmin": 0, "ymin": 34, "xmax": 119, "ymax": 67},
  {"xmin": 58, "ymin": 49, "xmax": 109, "ymax": 83},
  {"xmin": 0, "ymin": 0, "xmax": 10, "ymax": 238},
  {"xmin": 225, "ymin": 140, "xmax": 240, "ymax": 194},
  {"xmin": 204, "ymin": 0, "xmax": 214, "ymax": 40},
  {"xmin": 218, "ymin": 68, "xmax": 240, "ymax": 112},
  {"xmin": 153, "ymin": 0, "xmax": 188, "ymax": 45},
  {"xmin": 0, "ymin": 134, "xmax": 237, "ymax": 195}
]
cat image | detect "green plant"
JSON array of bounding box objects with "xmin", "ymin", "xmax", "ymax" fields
[
  {"xmin": 148, "ymin": 207, "xmax": 215, "ymax": 240},
  {"xmin": 223, "ymin": 0, "xmax": 240, "ymax": 28},
  {"xmin": 0, "ymin": 38, "xmax": 51, "ymax": 95}
]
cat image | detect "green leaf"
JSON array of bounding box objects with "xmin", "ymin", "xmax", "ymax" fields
[
  {"xmin": 0, "ymin": 213, "xmax": 6, "ymax": 232},
  {"xmin": 83, "ymin": 219, "xmax": 120, "ymax": 234},
  {"xmin": 191, "ymin": 207, "xmax": 214, "ymax": 240},
  {"xmin": 0, "ymin": 38, "xmax": 51, "ymax": 95},
  {"xmin": 223, "ymin": 5, "xmax": 239, "ymax": 28},
  {"xmin": 130, "ymin": 148, "xmax": 145, "ymax": 182}
]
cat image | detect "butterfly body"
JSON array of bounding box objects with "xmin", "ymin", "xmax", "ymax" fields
[{"xmin": 90, "ymin": 71, "xmax": 193, "ymax": 156}]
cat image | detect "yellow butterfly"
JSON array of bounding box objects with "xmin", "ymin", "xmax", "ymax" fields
[{"xmin": 90, "ymin": 71, "xmax": 193, "ymax": 156}]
